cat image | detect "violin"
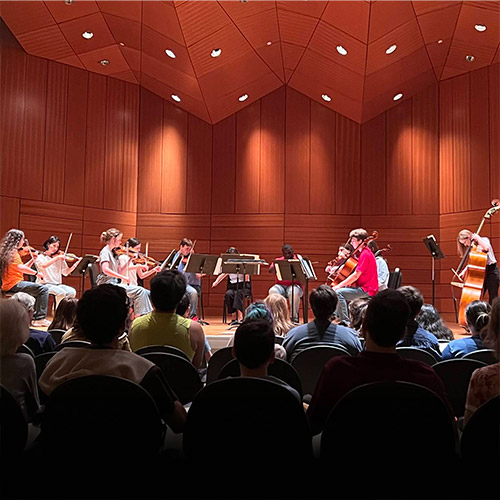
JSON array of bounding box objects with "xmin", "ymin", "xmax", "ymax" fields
[
  {"xmin": 132, "ymin": 254, "xmax": 161, "ymax": 268},
  {"xmin": 56, "ymin": 251, "xmax": 80, "ymax": 262}
]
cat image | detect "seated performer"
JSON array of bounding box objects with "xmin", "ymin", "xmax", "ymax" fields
[
  {"xmin": 36, "ymin": 236, "xmax": 82, "ymax": 307},
  {"xmin": 367, "ymin": 240, "xmax": 390, "ymax": 291},
  {"xmin": 331, "ymin": 228, "xmax": 378, "ymax": 324},
  {"xmin": 117, "ymin": 238, "xmax": 161, "ymax": 288},
  {"xmin": 174, "ymin": 238, "xmax": 201, "ymax": 320},
  {"xmin": 325, "ymin": 243, "xmax": 354, "ymax": 282},
  {"xmin": 212, "ymin": 247, "xmax": 252, "ymax": 326},
  {"xmin": 268, "ymin": 244, "xmax": 303, "ymax": 323}
]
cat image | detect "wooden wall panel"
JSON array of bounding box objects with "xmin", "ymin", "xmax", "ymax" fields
[
  {"xmin": 0, "ymin": 197, "xmax": 20, "ymax": 235},
  {"xmin": 439, "ymin": 79, "xmax": 454, "ymax": 214},
  {"xmin": 490, "ymin": 65, "xmax": 500, "ymax": 201}
]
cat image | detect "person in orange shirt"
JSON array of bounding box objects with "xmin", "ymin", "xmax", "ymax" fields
[{"xmin": 0, "ymin": 229, "xmax": 50, "ymax": 327}]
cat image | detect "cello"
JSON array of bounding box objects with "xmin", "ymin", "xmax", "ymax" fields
[{"xmin": 452, "ymin": 200, "xmax": 500, "ymax": 326}]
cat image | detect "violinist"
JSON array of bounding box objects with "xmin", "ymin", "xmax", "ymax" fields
[
  {"xmin": 36, "ymin": 236, "xmax": 82, "ymax": 306},
  {"xmin": 325, "ymin": 243, "xmax": 354, "ymax": 280},
  {"xmin": 117, "ymin": 237, "xmax": 161, "ymax": 287},
  {"xmin": 174, "ymin": 238, "xmax": 201, "ymax": 321},
  {"xmin": 0, "ymin": 229, "xmax": 50, "ymax": 327},
  {"xmin": 96, "ymin": 228, "xmax": 153, "ymax": 317},
  {"xmin": 331, "ymin": 228, "xmax": 378, "ymax": 324},
  {"xmin": 457, "ymin": 230, "xmax": 499, "ymax": 304}
]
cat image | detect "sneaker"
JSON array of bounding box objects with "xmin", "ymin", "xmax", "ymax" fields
[{"xmin": 32, "ymin": 318, "xmax": 51, "ymax": 328}]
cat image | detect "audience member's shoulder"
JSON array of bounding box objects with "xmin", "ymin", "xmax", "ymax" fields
[
  {"xmin": 336, "ymin": 324, "xmax": 360, "ymax": 337},
  {"xmin": 4, "ymin": 352, "xmax": 36, "ymax": 369}
]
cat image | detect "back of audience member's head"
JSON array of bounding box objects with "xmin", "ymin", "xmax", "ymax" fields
[
  {"xmin": 348, "ymin": 296, "xmax": 370, "ymax": 331},
  {"xmin": 150, "ymin": 270, "xmax": 186, "ymax": 312},
  {"xmin": 466, "ymin": 300, "xmax": 491, "ymax": 335},
  {"xmin": 77, "ymin": 285, "xmax": 129, "ymax": 345},
  {"xmin": 49, "ymin": 298, "xmax": 78, "ymax": 331},
  {"xmin": 362, "ymin": 289, "xmax": 411, "ymax": 347},
  {"xmin": 0, "ymin": 299, "xmax": 30, "ymax": 356},
  {"xmin": 416, "ymin": 303, "xmax": 454, "ymax": 341},
  {"xmin": 175, "ymin": 293, "xmax": 191, "ymax": 318},
  {"xmin": 10, "ymin": 292, "xmax": 35, "ymax": 319},
  {"xmin": 397, "ymin": 285, "xmax": 424, "ymax": 319},
  {"xmin": 310, "ymin": 285, "xmax": 338, "ymax": 321},
  {"xmin": 233, "ymin": 319, "xmax": 275, "ymax": 369},
  {"xmin": 244, "ymin": 301, "xmax": 274, "ymax": 325},
  {"xmin": 264, "ymin": 293, "xmax": 293, "ymax": 337},
  {"xmin": 482, "ymin": 297, "xmax": 500, "ymax": 359}
]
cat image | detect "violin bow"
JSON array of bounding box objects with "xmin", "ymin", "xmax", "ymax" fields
[{"xmin": 63, "ymin": 233, "xmax": 73, "ymax": 258}]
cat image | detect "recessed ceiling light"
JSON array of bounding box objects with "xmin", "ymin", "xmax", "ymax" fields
[
  {"xmin": 336, "ymin": 45, "xmax": 348, "ymax": 56},
  {"xmin": 82, "ymin": 31, "xmax": 94, "ymax": 40},
  {"xmin": 171, "ymin": 94, "xmax": 181, "ymax": 102},
  {"xmin": 393, "ymin": 93, "xmax": 403, "ymax": 101},
  {"xmin": 266, "ymin": 41, "xmax": 272, "ymax": 46},
  {"xmin": 321, "ymin": 94, "xmax": 332, "ymax": 102},
  {"xmin": 474, "ymin": 24, "xmax": 487, "ymax": 32},
  {"xmin": 437, "ymin": 39, "xmax": 443, "ymax": 44},
  {"xmin": 238, "ymin": 94, "xmax": 249, "ymax": 102},
  {"xmin": 211, "ymin": 48, "xmax": 222, "ymax": 58},
  {"xmin": 465, "ymin": 54, "xmax": 475, "ymax": 62},
  {"xmin": 64, "ymin": 0, "xmax": 74, "ymax": 5},
  {"xmin": 165, "ymin": 49, "xmax": 176, "ymax": 59},
  {"xmin": 119, "ymin": 42, "xmax": 125, "ymax": 47},
  {"xmin": 385, "ymin": 44, "xmax": 397, "ymax": 55},
  {"xmin": 99, "ymin": 59, "xmax": 110, "ymax": 66}
]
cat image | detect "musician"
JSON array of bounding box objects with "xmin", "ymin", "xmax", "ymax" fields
[
  {"xmin": 325, "ymin": 243, "xmax": 354, "ymax": 277},
  {"xmin": 117, "ymin": 238, "xmax": 161, "ymax": 288},
  {"xmin": 36, "ymin": 236, "xmax": 82, "ymax": 307},
  {"xmin": 96, "ymin": 228, "xmax": 153, "ymax": 317},
  {"xmin": 174, "ymin": 238, "xmax": 201, "ymax": 320},
  {"xmin": 331, "ymin": 228, "xmax": 379, "ymax": 324},
  {"xmin": 268, "ymin": 244, "xmax": 303, "ymax": 323},
  {"xmin": 0, "ymin": 229, "xmax": 50, "ymax": 327},
  {"xmin": 457, "ymin": 230, "xmax": 499, "ymax": 304},
  {"xmin": 367, "ymin": 240, "xmax": 390, "ymax": 291}
]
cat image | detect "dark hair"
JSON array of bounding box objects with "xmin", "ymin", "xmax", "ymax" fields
[
  {"xmin": 180, "ymin": 238, "xmax": 193, "ymax": 248},
  {"xmin": 416, "ymin": 304, "xmax": 454, "ymax": 341},
  {"xmin": 362, "ymin": 289, "xmax": 411, "ymax": 347},
  {"xmin": 367, "ymin": 240, "xmax": 379, "ymax": 254},
  {"xmin": 226, "ymin": 247, "xmax": 239, "ymax": 254},
  {"xmin": 150, "ymin": 270, "xmax": 186, "ymax": 312},
  {"xmin": 397, "ymin": 285, "xmax": 424, "ymax": 319},
  {"xmin": 48, "ymin": 298, "xmax": 78, "ymax": 331},
  {"xmin": 43, "ymin": 235, "xmax": 61, "ymax": 252},
  {"xmin": 282, "ymin": 244, "xmax": 293, "ymax": 254},
  {"xmin": 126, "ymin": 237, "xmax": 140, "ymax": 248},
  {"xmin": 244, "ymin": 301, "xmax": 273, "ymax": 325},
  {"xmin": 234, "ymin": 319, "xmax": 275, "ymax": 369},
  {"xmin": 466, "ymin": 300, "xmax": 491, "ymax": 334},
  {"xmin": 348, "ymin": 296, "xmax": 370, "ymax": 331},
  {"xmin": 76, "ymin": 285, "xmax": 129, "ymax": 344},
  {"xmin": 310, "ymin": 285, "xmax": 338, "ymax": 321},
  {"xmin": 340, "ymin": 243, "xmax": 354, "ymax": 254},
  {"xmin": 175, "ymin": 293, "xmax": 191, "ymax": 317}
]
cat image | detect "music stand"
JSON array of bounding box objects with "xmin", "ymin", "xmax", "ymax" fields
[
  {"xmin": 273, "ymin": 259, "xmax": 307, "ymax": 323},
  {"xmin": 297, "ymin": 255, "xmax": 317, "ymax": 323},
  {"xmin": 423, "ymin": 235, "xmax": 446, "ymax": 307},
  {"xmin": 70, "ymin": 254, "xmax": 98, "ymax": 293}
]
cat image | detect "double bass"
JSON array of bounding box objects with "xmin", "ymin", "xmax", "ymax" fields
[{"xmin": 452, "ymin": 200, "xmax": 500, "ymax": 326}]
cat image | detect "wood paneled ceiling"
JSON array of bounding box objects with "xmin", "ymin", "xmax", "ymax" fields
[{"xmin": 1, "ymin": 0, "xmax": 499, "ymax": 123}]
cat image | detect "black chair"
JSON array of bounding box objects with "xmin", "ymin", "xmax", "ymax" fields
[
  {"xmin": 396, "ymin": 346, "xmax": 438, "ymax": 366},
  {"xmin": 274, "ymin": 335, "xmax": 285, "ymax": 345},
  {"xmin": 88, "ymin": 262, "xmax": 100, "ymax": 288},
  {"xmin": 135, "ymin": 344, "xmax": 191, "ymax": 362},
  {"xmin": 54, "ymin": 340, "xmax": 91, "ymax": 351},
  {"xmin": 140, "ymin": 352, "xmax": 203, "ymax": 405},
  {"xmin": 183, "ymin": 377, "xmax": 312, "ymax": 464},
  {"xmin": 47, "ymin": 329, "xmax": 66, "ymax": 345},
  {"xmin": 0, "ymin": 385, "xmax": 28, "ymax": 459},
  {"xmin": 206, "ymin": 346, "xmax": 234, "ymax": 384},
  {"xmin": 290, "ymin": 344, "xmax": 351, "ymax": 397},
  {"xmin": 387, "ymin": 268, "xmax": 402, "ymax": 289},
  {"xmin": 217, "ymin": 358, "xmax": 303, "ymax": 400},
  {"xmin": 16, "ymin": 344, "xmax": 35, "ymax": 357},
  {"xmin": 432, "ymin": 358, "xmax": 487, "ymax": 418},
  {"xmin": 463, "ymin": 349, "xmax": 497, "ymax": 365},
  {"xmin": 34, "ymin": 352, "xmax": 57, "ymax": 380},
  {"xmin": 460, "ymin": 396, "xmax": 500, "ymax": 463},
  {"xmin": 40, "ymin": 375, "xmax": 165, "ymax": 461}
]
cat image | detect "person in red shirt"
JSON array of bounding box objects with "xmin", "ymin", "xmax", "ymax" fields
[{"xmin": 331, "ymin": 228, "xmax": 378, "ymax": 324}]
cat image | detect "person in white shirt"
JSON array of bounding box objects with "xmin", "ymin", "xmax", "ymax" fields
[
  {"xmin": 117, "ymin": 238, "xmax": 161, "ymax": 288},
  {"xmin": 367, "ymin": 240, "xmax": 390, "ymax": 291}
]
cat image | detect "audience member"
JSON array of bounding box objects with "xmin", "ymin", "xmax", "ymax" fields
[
  {"xmin": 396, "ymin": 285, "xmax": 441, "ymax": 361},
  {"xmin": 348, "ymin": 296, "xmax": 370, "ymax": 333},
  {"xmin": 464, "ymin": 297, "xmax": 500, "ymax": 424},
  {"xmin": 0, "ymin": 299, "xmax": 40, "ymax": 422},
  {"xmin": 232, "ymin": 319, "xmax": 300, "ymax": 401},
  {"xmin": 283, "ymin": 285, "xmax": 362, "ymax": 363},
  {"xmin": 264, "ymin": 293, "xmax": 294, "ymax": 338},
  {"xmin": 47, "ymin": 297, "xmax": 78, "ymax": 332},
  {"xmin": 39, "ymin": 284, "xmax": 186, "ymax": 432},
  {"xmin": 129, "ymin": 270, "xmax": 206, "ymax": 367},
  {"xmin": 416, "ymin": 303, "xmax": 454, "ymax": 341},
  {"xmin": 10, "ymin": 292, "xmax": 56, "ymax": 355},
  {"xmin": 442, "ymin": 300, "xmax": 490, "ymax": 360},
  {"xmin": 306, "ymin": 289, "xmax": 452, "ymax": 435}
]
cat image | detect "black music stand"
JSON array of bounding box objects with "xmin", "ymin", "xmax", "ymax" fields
[
  {"xmin": 423, "ymin": 235, "xmax": 446, "ymax": 307},
  {"xmin": 71, "ymin": 254, "xmax": 98, "ymax": 293},
  {"xmin": 273, "ymin": 259, "xmax": 307, "ymax": 323}
]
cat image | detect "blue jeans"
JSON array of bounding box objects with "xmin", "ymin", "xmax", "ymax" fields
[
  {"xmin": 7, "ymin": 281, "xmax": 49, "ymax": 320},
  {"xmin": 186, "ymin": 284, "xmax": 200, "ymax": 317},
  {"xmin": 335, "ymin": 287, "xmax": 369, "ymax": 323}
]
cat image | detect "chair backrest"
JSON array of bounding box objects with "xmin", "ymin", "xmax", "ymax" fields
[
  {"xmin": 16, "ymin": 344, "xmax": 35, "ymax": 358},
  {"xmin": 387, "ymin": 269, "xmax": 402, "ymax": 289},
  {"xmin": 274, "ymin": 335, "xmax": 285, "ymax": 345},
  {"xmin": 140, "ymin": 352, "xmax": 203, "ymax": 405},
  {"xmin": 135, "ymin": 344, "xmax": 191, "ymax": 362},
  {"xmin": 47, "ymin": 329, "xmax": 66, "ymax": 345},
  {"xmin": 460, "ymin": 396, "xmax": 500, "ymax": 463},
  {"xmin": 217, "ymin": 358, "xmax": 303, "ymax": 400},
  {"xmin": 291, "ymin": 344, "xmax": 351, "ymax": 396},
  {"xmin": 463, "ymin": 349, "xmax": 497, "ymax": 365},
  {"xmin": 396, "ymin": 346, "xmax": 438, "ymax": 366},
  {"xmin": 432, "ymin": 358, "xmax": 487, "ymax": 418},
  {"xmin": 88, "ymin": 263, "xmax": 100, "ymax": 288},
  {"xmin": 0, "ymin": 385, "xmax": 28, "ymax": 459},
  {"xmin": 320, "ymin": 381, "xmax": 457, "ymax": 467},
  {"xmin": 183, "ymin": 377, "xmax": 312, "ymax": 464},
  {"xmin": 54, "ymin": 340, "xmax": 91, "ymax": 351},
  {"xmin": 34, "ymin": 352, "xmax": 57, "ymax": 380},
  {"xmin": 41, "ymin": 375, "xmax": 164, "ymax": 461},
  {"xmin": 206, "ymin": 346, "xmax": 234, "ymax": 384}
]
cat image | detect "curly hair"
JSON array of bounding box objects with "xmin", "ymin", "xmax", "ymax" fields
[
  {"xmin": 0, "ymin": 229, "xmax": 24, "ymax": 278},
  {"xmin": 416, "ymin": 303, "xmax": 454, "ymax": 341}
]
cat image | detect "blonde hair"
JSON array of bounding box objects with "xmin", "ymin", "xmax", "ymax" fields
[
  {"xmin": 264, "ymin": 293, "xmax": 294, "ymax": 337},
  {"xmin": 0, "ymin": 299, "xmax": 30, "ymax": 356},
  {"xmin": 100, "ymin": 228, "xmax": 122, "ymax": 244},
  {"xmin": 457, "ymin": 229, "xmax": 473, "ymax": 258}
]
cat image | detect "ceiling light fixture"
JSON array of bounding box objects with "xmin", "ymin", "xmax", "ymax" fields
[
  {"xmin": 266, "ymin": 41, "xmax": 272, "ymax": 46},
  {"xmin": 238, "ymin": 94, "xmax": 249, "ymax": 102},
  {"xmin": 465, "ymin": 54, "xmax": 475, "ymax": 62},
  {"xmin": 119, "ymin": 42, "xmax": 125, "ymax": 47},
  {"xmin": 64, "ymin": 0, "xmax": 74, "ymax": 5},
  {"xmin": 393, "ymin": 93, "xmax": 403, "ymax": 101},
  {"xmin": 165, "ymin": 49, "xmax": 176, "ymax": 59},
  {"xmin": 211, "ymin": 48, "xmax": 222, "ymax": 58},
  {"xmin": 99, "ymin": 59, "xmax": 110, "ymax": 66},
  {"xmin": 336, "ymin": 45, "xmax": 348, "ymax": 56},
  {"xmin": 385, "ymin": 44, "xmax": 397, "ymax": 55},
  {"xmin": 474, "ymin": 24, "xmax": 487, "ymax": 32},
  {"xmin": 321, "ymin": 94, "xmax": 332, "ymax": 102},
  {"xmin": 171, "ymin": 94, "xmax": 181, "ymax": 102},
  {"xmin": 437, "ymin": 39, "xmax": 443, "ymax": 44},
  {"xmin": 82, "ymin": 31, "xmax": 94, "ymax": 40}
]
